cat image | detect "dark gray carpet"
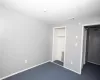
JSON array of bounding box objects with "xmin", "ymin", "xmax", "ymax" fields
[
  {"xmin": 54, "ymin": 60, "xmax": 63, "ymax": 66},
  {"xmin": 3, "ymin": 62, "xmax": 100, "ymax": 80}
]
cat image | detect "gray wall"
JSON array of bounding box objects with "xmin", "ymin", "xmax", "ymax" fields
[
  {"xmin": 52, "ymin": 18, "xmax": 100, "ymax": 74},
  {"xmin": 0, "ymin": 6, "xmax": 51, "ymax": 78},
  {"xmin": 65, "ymin": 22, "xmax": 83, "ymax": 74}
]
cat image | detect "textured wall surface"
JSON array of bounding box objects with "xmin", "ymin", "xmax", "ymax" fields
[{"xmin": 0, "ymin": 6, "xmax": 51, "ymax": 78}]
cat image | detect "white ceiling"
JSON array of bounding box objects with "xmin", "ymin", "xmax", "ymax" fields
[{"xmin": 1, "ymin": 0, "xmax": 100, "ymax": 25}]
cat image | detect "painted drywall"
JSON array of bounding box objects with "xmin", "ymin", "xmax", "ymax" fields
[
  {"xmin": 64, "ymin": 22, "xmax": 83, "ymax": 74},
  {"xmin": 0, "ymin": 6, "xmax": 51, "ymax": 78},
  {"xmin": 51, "ymin": 17, "xmax": 100, "ymax": 74},
  {"xmin": 48, "ymin": 26, "xmax": 53, "ymax": 60}
]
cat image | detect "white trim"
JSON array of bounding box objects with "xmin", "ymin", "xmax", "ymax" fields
[
  {"xmin": 64, "ymin": 26, "xmax": 67, "ymax": 66},
  {"xmin": 0, "ymin": 60, "xmax": 50, "ymax": 80},
  {"xmin": 51, "ymin": 61, "xmax": 81, "ymax": 75},
  {"xmin": 80, "ymin": 23, "xmax": 100, "ymax": 74},
  {"xmin": 52, "ymin": 26, "xmax": 67, "ymax": 66},
  {"xmin": 53, "ymin": 26, "xmax": 66, "ymax": 29},
  {"xmin": 83, "ymin": 23, "xmax": 100, "ymax": 27},
  {"xmin": 83, "ymin": 28, "xmax": 87, "ymax": 65},
  {"xmin": 80, "ymin": 26, "xmax": 84, "ymax": 74},
  {"xmin": 65, "ymin": 66, "xmax": 81, "ymax": 75}
]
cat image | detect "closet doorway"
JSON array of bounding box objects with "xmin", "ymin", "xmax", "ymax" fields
[
  {"xmin": 82, "ymin": 25, "xmax": 100, "ymax": 67},
  {"xmin": 52, "ymin": 26, "xmax": 66, "ymax": 66}
]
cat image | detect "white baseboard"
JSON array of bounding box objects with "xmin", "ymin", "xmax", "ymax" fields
[
  {"xmin": 50, "ymin": 61, "xmax": 81, "ymax": 75},
  {"xmin": 0, "ymin": 60, "xmax": 50, "ymax": 80},
  {"xmin": 64, "ymin": 66, "xmax": 81, "ymax": 75}
]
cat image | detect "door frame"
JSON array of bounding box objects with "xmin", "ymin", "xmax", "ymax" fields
[
  {"xmin": 52, "ymin": 26, "xmax": 67, "ymax": 66},
  {"xmin": 84, "ymin": 25, "xmax": 100, "ymax": 65},
  {"xmin": 81, "ymin": 23, "xmax": 100, "ymax": 69}
]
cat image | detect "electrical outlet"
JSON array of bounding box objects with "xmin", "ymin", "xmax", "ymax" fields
[{"xmin": 25, "ymin": 60, "xmax": 27, "ymax": 63}]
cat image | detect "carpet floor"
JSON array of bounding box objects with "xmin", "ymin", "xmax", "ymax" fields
[
  {"xmin": 3, "ymin": 62, "xmax": 100, "ymax": 80},
  {"xmin": 54, "ymin": 60, "xmax": 63, "ymax": 66}
]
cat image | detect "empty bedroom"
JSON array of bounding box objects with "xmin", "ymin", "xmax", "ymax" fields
[{"xmin": 0, "ymin": 0, "xmax": 100, "ymax": 80}]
